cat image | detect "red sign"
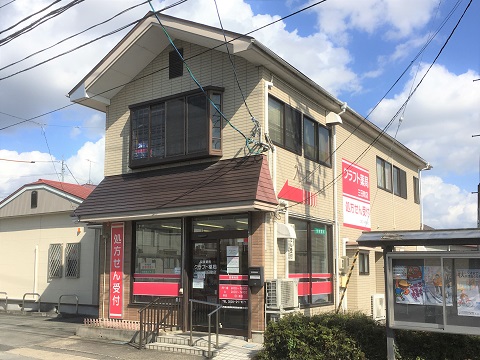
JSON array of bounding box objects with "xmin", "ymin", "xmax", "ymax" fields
[
  {"xmin": 278, "ymin": 180, "xmax": 317, "ymax": 207},
  {"xmin": 219, "ymin": 284, "xmax": 248, "ymax": 300},
  {"xmin": 342, "ymin": 159, "xmax": 371, "ymax": 231},
  {"xmin": 109, "ymin": 223, "xmax": 124, "ymax": 319}
]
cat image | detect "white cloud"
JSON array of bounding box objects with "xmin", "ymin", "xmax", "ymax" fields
[
  {"xmin": 311, "ymin": 0, "xmax": 439, "ymax": 40},
  {"xmin": 370, "ymin": 63, "xmax": 480, "ymax": 176},
  {"xmin": 422, "ymin": 176, "xmax": 477, "ymax": 229},
  {"xmin": 0, "ymin": 137, "xmax": 105, "ymax": 201}
]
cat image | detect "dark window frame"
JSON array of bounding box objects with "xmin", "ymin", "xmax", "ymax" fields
[
  {"xmin": 303, "ymin": 116, "xmax": 332, "ymax": 167},
  {"xmin": 31, "ymin": 190, "xmax": 37, "ymax": 209},
  {"xmin": 129, "ymin": 87, "xmax": 223, "ymax": 169},
  {"xmin": 169, "ymin": 48, "xmax": 183, "ymax": 79},
  {"xmin": 413, "ymin": 176, "xmax": 420, "ymax": 204},
  {"xmin": 376, "ymin": 157, "xmax": 407, "ymax": 199},
  {"xmin": 289, "ymin": 218, "xmax": 333, "ymax": 307},
  {"xmin": 268, "ymin": 96, "xmax": 302, "ymax": 155},
  {"xmin": 359, "ymin": 252, "xmax": 370, "ymax": 275}
]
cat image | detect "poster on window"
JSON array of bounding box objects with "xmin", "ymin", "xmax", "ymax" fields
[
  {"xmin": 109, "ymin": 223, "xmax": 124, "ymax": 319},
  {"xmin": 423, "ymin": 266, "xmax": 453, "ymax": 306},
  {"xmin": 394, "ymin": 265, "xmax": 424, "ymax": 305},
  {"xmin": 342, "ymin": 159, "xmax": 370, "ymax": 231},
  {"xmin": 456, "ymin": 269, "xmax": 480, "ymax": 317}
]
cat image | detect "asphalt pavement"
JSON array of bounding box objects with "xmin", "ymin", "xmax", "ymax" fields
[{"xmin": 0, "ymin": 312, "xmax": 202, "ymax": 360}]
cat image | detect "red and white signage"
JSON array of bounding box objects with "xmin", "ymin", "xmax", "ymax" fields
[
  {"xmin": 278, "ymin": 180, "xmax": 317, "ymax": 207},
  {"xmin": 109, "ymin": 223, "xmax": 124, "ymax": 319},
  {"xmin": 342, "ymin": 159, "xmax": 371, "ymax": 231},
  {"xmin": 219, "ymin": 284, "xmax": 248, "ymax": 300}
]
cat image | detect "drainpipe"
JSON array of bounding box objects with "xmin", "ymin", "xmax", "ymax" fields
[
  {"xmin": 282, "ymin": 200, "xmax": 289, "ymax": 279},
  {"xmin": 419, "ymin": 163, "xmax": 432, "ymax": 230},
  {"xmin": 34, "ymin": 245, "xmax": 38, "ymax": 295},
  {"xmin": 331, "ymin": 125, "xmax": 341, "ymax": 311},
  {"xmin": 264, "ymin": 80, "xmax": 277, "ymax": 279}
]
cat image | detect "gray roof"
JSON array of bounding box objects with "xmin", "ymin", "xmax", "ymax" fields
[{"xmin": 357, "ymin": 228, "xmax": 480, "ymax": 247}]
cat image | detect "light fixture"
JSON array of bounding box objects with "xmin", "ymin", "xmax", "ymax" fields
[
  {"xmin": 235, "ymin": 220, "xmax": 248, "ymax": 224},
  {"xmin": 196, "ymin": 222, "xmax": 224, "ymax": 229},
  {"xmin": 161, "ymin": 225, "xmax": 181, "ymax": 230},
  {"xmin": 326, "ymin": 102, "xmax": 347, "ymax": 125}
]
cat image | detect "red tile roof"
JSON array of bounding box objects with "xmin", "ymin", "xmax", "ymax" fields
[{"xmin": 28, "ymin": 179, "xmax": 96, "ymax": 200}]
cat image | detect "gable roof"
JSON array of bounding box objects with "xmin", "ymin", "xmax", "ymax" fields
[
  {"xmin": 0, "ymin": 179, "xmax": 95, "ymax": 209},
  {"xmin": 68, "ymin": 13, "xmax": 428, "ymax": 170},
  {"xmin": 73, "ymin": 155, "xmax": 277, "ymax": 222}
]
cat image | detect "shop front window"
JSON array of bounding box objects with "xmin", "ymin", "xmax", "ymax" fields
[
  {"xmin": 133, "ymin": 219, "xmax": 182, "ymax": 303},
  {"xmin": 289, "ymin": 218, "xmax": 333, "ymax": 306}
]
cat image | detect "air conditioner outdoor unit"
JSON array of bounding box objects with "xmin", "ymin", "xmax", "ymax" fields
[
  {"xmin": 371, "ymin": 294, "xmax": 386, "ymax": 320},
  {"xmin": 265, "ymin": 279, "xmax": 299, "ymax": 310}
]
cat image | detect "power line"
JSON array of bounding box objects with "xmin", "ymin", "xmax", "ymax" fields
[
  {"xmin": 1, "ymin": 0, "xmax": 328, "ymax": 134},
  {"xmin": 287, "ymin": 0, "xmax": 473, "ymax": 211},
  {"xmin": 0, "ymin": 0, "xmax": 84, "ymax": 46},
  {"xmin": 0, "ymin": 0, "xmax": 60, "ymax": 35},
  {"xmin": 0, "ymin": 0, "xmax": 187, "ymax": 80},
  {"xmin": 0, "ymin": 0, "xmax": 15, "ymax": 10},
  {"xmin": 0, "ymin": 0, "xmax": 149, "ymax": 73}
]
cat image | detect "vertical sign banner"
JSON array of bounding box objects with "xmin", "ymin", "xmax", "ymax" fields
[
  {"xmin": 109, "ymin": 222, "xmax": 124, "ymax": 319},
  {"xmin": 342, "ymin": 159, "xmax": 371, "ymax": 231}
]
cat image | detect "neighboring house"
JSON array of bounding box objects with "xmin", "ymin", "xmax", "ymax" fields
[
  {"xmin": 68, "ymin": 14, "xmax": 429, "ymax": 341},
  {"xmin": 0, "ymin": 179, "xmax": 100, "ymax": 315}
]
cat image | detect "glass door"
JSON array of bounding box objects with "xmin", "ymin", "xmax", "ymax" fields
[{"xmin": 190, "ymin": 238, "xmax": 248, "ymax": 335}]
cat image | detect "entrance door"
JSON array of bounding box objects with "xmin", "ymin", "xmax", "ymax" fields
[{"xmin": 191, "ymin": 238, "xmax": 248, "ymax": 336}]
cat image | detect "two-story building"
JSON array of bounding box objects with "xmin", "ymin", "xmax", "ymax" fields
[{"xmin": 68, "ymin": 13, "xmax": 429, "ymax": 341}]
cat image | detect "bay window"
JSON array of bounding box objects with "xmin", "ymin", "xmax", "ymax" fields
[{"xmin": 130, "ymin": 88, "xmax": 223, "ymax": 168}]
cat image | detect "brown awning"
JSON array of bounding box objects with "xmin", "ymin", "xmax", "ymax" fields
[{"xmin": 74, "ymin": 155, "xmax": 278, "ymax": 222}]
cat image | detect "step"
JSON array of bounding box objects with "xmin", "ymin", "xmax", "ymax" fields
[
  {"xmin": 155, "ymin": 334, "xmax": 210, "ymax": 347},
  {"xmin": 146, "ymin": 342, "xmax": 219, "ymax": 358}
]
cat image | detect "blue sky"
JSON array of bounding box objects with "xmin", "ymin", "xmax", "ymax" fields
[{"xmin": 0, "ymin": 0, "xmax": 478, "ymax": 228}]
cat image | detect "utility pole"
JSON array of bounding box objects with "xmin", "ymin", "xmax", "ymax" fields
[{"xmin": 474, "ymin": 134, "xmax": 480, "ymax": 228}]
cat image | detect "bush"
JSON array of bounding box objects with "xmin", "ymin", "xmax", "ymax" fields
[
  {"xmin": 257, "ymin": 313, "xmax": 366, "ymax": 360},
  {"xmin": 256, "ymin": 312, "xmax": 480, "ymax": 360}
]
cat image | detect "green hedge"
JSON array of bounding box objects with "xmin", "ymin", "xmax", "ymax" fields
[{"xmin": 255, "ymin": 312, "xmax": 480, "ymax": 360}]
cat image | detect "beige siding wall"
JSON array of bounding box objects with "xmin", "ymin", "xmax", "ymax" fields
[
  {"xmin": 0, "ymin": 189, "xmax": 79, "ymax": 218},
  {"xmin": 105, "ymin": 40, "xmax": 263, "ymax": 176},
  {"xmin": 0, "ymin": 213, "xmax": 98, "ymax": 305},
  {"xmin": 102, "ymin": 38, "xmax": 425, "ymax": 318}
]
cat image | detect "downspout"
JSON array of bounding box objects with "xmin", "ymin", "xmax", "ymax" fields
[
  {"xmin": 332, "ymin": 125, "xmax": 340, "ymax": 311},
  {"xmin": 34, "ymin": 245, "xmax": 38, "ymax": 295},
  {"xmin": 419, "ymin": 163, "xmax": 432, "ymax": 230},
  {"xmin": 264, "ymin": 80, "xmax": 277, "ymax": 279},
  {"xmin": 282, "ymin": 200, "xmax": 289, "ymax": 279}
]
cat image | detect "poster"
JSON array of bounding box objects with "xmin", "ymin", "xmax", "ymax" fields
[
  {"xmin": 424, "ymin": 266, "xmax": 452, "ymax": 306},
  {"xmin": 456, "ymin": 269, "xmax": 480, "ymax": 317},
  {"xmin": 394, "ymin": 265, "xmax": 424, "ymax": 305}
]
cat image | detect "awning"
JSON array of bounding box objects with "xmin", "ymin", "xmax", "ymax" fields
[
  {"xmin": 357, "ymin": 228, "xmax": 480, "ymax": 247},
  {"xmin": 277, "ymin": 223, "xmax": 296, "ymax": 239},
  {"xmin": 74, "ymin": 155, "xmax": 278, "ymax": 222}
]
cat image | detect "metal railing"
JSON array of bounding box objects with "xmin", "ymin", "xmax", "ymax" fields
[
  {"xmin": 0, "ymin": 292, "xmax": 7, "ymax": 310},
  {"xmin": 189, "ymin": 299, "xmax": 222, "ymax": 359},
  {"xmin": 138, "ymin": 296, "xmax": 183, "ymax": 349},
  {"xmin": 57, "ymin": 294, "xmax": 79, "ymax": 315},
  {"xmin": 21, "ymin": 293, "xmax": 41, "ymax": 312}
]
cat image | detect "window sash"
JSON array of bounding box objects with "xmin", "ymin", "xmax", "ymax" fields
[
  {"xmin": 48, "ymin": 244, "xmax": 63, "ymax": 279},
  {"xmin": 65, "ymin": 243, "xmax": 80, "ymax": 278},
  {"xmin": 289, "ymin": 218, "xmax": 333, "ymax": 306},
  {"xmin": 130, "ymin": 90, "xmax": 222, "ymax": 167},
  {"xmin": 359, "ymin": 253, "xmax": 369, "ymax": 275},
  {"xmin": 413, "ymin": 176, "xmax": 420, "ymax": 204}
]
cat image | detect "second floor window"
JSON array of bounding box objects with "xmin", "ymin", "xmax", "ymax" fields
[
  {"xmin": 376, "ymin": 157, "xmax": 407, "ymax": 199},
  {"xmin": 303, "ymin": 116, "xmax": 331, "ymax": 166},
  {"xmin": 130, "ymin": 89, "xmax": 222, "ymax": 168},
  {"xmin": 268, "ymin": 96, "xmax": 302, "ymax": 155}
]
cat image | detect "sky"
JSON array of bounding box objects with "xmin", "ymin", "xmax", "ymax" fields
[{"xmin": 0, "ymin": 0, "xmax": 478, "ymax": 229}]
